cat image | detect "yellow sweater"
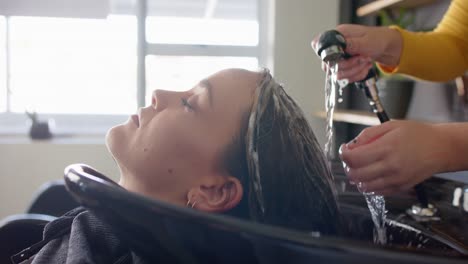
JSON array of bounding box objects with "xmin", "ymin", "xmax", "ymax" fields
[{"xmin": 379, "ymin": 0, "xmax": 468, "ymax": 82}]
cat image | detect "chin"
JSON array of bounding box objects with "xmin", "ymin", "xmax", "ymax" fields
[{"xmin": 105, "ymin": 123, "xmax": 127, "ymax": 161}]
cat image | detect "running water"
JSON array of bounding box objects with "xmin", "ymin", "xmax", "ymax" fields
[
  {"xmin": 364, "ymin": 193, "xmax": 387, "ymax": 244},
  {"xmin": 324, "ymin": 62, "xmax": 387, "ymax": 245},
  {"xmin": 324, "ymin": 63, "xmax": 335, "ymax": 162},
  {"xmin": 324, "ymin": 62, "xmax": 344, "ymax": 163}
]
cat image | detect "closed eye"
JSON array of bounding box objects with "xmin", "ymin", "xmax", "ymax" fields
[{"xmin": 181, "ymin": 98, "xmax": 194, "ymax": 111}]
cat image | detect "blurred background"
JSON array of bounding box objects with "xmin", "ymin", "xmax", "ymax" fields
[{"xmin": 0, "ymin": 0, "xmax": 458, "ymax": 220}]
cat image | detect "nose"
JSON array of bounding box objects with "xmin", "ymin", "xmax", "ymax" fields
[{"xmin": 152, "ymin": 89, "xmax": 181, "ymax": 111}]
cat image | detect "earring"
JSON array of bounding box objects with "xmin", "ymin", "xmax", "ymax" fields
[{"xmin": 186, "ymin": 198, "xmax": 197, "ymax": 209}]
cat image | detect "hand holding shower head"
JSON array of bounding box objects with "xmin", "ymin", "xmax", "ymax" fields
[
  {"xmin": 316, "ymin": 30, "xmax": 388, "ymax": 122},
  {"xmin": 316, "ymin": 29, "xmax": 430, "ymax": 211}
]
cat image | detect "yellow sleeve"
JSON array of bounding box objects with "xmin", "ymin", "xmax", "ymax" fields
[{"xmin": 377, "ymin": 0, "xmax": 468, "ymax": 82}]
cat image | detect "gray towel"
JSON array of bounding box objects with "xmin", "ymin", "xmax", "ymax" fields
[{"xmin": 13, "ymin": 207, "xmax": 147, "ymax": 264}]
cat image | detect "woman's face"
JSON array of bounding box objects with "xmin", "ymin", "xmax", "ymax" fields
[{"xmin": 106, "ymin": 68, "xmax": 259, "ymax": 207}]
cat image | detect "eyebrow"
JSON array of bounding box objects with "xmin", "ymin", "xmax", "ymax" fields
[{"xmin": 200, "ymin": 79, "xmax": 214, "ymax": 109}]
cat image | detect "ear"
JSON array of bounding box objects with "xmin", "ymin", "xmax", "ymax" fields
[{"xmin": 187, "ymin": 177, "xmax": 243, "ymax": 213}]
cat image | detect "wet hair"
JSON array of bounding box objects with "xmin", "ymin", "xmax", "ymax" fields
[{"xmin": 222, "ymin": 69, "xmax": 342, "ymax": 235}]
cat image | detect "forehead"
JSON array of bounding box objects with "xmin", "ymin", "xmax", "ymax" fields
[
  {"xmin": 186, "ymin": 70, "xmax": 259, "ymax": 173},
  {"xmin": 207, "ymin": 69, "xmax": 260, "ymax": 106},
  {"xmin": 199, "ymin": 69, "xmax": 260, "ymax": 142}
]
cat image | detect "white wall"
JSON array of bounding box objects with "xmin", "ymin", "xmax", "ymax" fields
[
  {"xmin": 273, "ymin": 0, "xmax": 339, "ymax": 145},
  {"xmin": 0, "ymin": 139, "xmax": 119, "ymax": 219},
  {"xmin": 0, "ymin": 0, "xmax": 339, "ymax": 220}
]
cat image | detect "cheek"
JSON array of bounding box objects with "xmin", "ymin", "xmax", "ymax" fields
[
  {"xmin": 131, "ymin": 131, "xmax": 207, "ymax": 190},
  {"xmin": 121, "ymin": 113, "xmax": 224, "ymax": 182},
  {"xmin": 131, "ymin": 120, "xmax": 194, "ymax": 170},
  {"xmin": 143, "ymin": 121, "xmax": 219, "ymax": 172}
]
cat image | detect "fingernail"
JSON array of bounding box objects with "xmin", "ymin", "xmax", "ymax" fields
[
  {"xmin": 346, "ymin": 138, "xmax": 357, "ymax": 148},
  {"xmin": 338, "ymin": 144, "xmax": 347, "ymax": 155}
]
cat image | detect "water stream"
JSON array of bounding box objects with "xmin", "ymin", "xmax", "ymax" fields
[
  {"xmin": 364, "ymin": 194, "xmax": 387, "ymax": 244},
  {"xmin": 324, "ymin": 62, "xmax": 343, "ymax": 163},
  {"xmin": 324, "ymin": 62, "xmax": 387, "ymax": 245},
  {"xmin": 324, "ymin": 63, "xmax": 336, "ymax": 163}
]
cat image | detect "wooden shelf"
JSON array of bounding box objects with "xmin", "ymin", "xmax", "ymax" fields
[
  {"xmin": 357, "ymin": 0, "xmax": 436, "ymax": 17},
  {"xmin": 315, "ymin": 110, "xmax": 380, "ymax": 126}
]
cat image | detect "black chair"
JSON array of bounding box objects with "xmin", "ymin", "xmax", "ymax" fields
[
  {"xmin": 0, "ymin": 180, "xmax": 76, "ymax": 263},
  {"xmin": 63, "ymin": 164, "xmax": 468, "ymax": 264},
  {"xmin": 27, "ymin": 180, "xmax": 79, "ymax": 217},
  {"xmin": 0, "ymin": 214, "xmax": 56, "ymax": 263}
]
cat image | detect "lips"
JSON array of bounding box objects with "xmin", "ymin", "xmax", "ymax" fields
[{"xmin": 131, "ymin": 114, "xmax": 140, "ymax": 127}]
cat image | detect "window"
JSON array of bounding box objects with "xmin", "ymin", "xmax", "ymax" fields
[
  {"xmin": 145, "ymin": 0, "xmax": 258, "ymax": 46},
  {"xmin": 144, "ymin": 0, "xmax": 260, "ymax": 104},
  {"xmin": 146, "ymin": 16, "xmax": 258, "ymax": 46},
  {"xmin": 146, "ymin": 55, "xmax": 258, "ymax": 102},
  {"xmin": 9, "ymin": 15, "xmax": 136, "ymax": 115},
  {"xmin": 0, "ymin": 0, "xmax": 263, "ymax": 135}
]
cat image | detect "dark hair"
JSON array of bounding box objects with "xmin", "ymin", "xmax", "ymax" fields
[{"xmin": 222, "ymin": 69, "xmax": 343, "ymax": 236}]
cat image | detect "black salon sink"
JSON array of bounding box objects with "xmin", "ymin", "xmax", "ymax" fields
[
  {"xmin": 63, "ymin": 164, "xmax": 468, "ymax": 263},
  {"xmin": 335, "ymin": 170, "xmax": 468, "ymax": 258},
  {"xmin": 340, "ymin": 202, "xmax": 468, "ymax": 257}
]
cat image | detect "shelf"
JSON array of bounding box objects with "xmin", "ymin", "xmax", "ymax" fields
[
  {"xmin": 357, "ymin": 0, "xmax": 436, "ymax": 17},
  {"xmin": 315, "ymin": 110, "xmax": 380, "ymax": 126}
]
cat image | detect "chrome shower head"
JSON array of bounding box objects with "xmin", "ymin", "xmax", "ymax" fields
[{"xmin": 315, "ymin": 30, "xmax": 347, "ymax": 64}]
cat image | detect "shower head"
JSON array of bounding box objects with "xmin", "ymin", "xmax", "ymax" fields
[
  {"xmin": 316, "ymin": 29, "xmax": 377, "ymax": 83},
  {"xmin": 315, "ymin": 30, "xmax": 347, "ymax": 63}
]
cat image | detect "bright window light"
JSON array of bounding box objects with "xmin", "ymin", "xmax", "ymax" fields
[
  {"xmin": 9, "ymin": 15, "xmax": 137, "ymax": 115},
  {"xmin": 145, "ymin": 55, "xmax": 258, "ymax": 104},
  {"xmin": 0, "ymin": 0, "xmax": 262, "ymax": 135},
  {"xmin": 146, "ymin": 17, "xmax": 258, "ymax": 46}
]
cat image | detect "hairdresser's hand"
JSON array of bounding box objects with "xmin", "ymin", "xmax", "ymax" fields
[
  {"xmin": 339, "ymin": 120, "xmax": 450, "ymax": 195},
  {"xmin": 311, "ymin": 24, "xmax": 403, "ymax": 83}
]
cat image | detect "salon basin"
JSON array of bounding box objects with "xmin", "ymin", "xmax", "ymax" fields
[
  {"xmin": 333, "ymin": 164, "xmax": 468, "ymax": 257},
  {"xmin": 340, "ymin": 202, "xmax": 468, "ymax": 257},
  {"xmin": 63, "ymin": 164, "xmax": 468, "ymax": 263}
]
